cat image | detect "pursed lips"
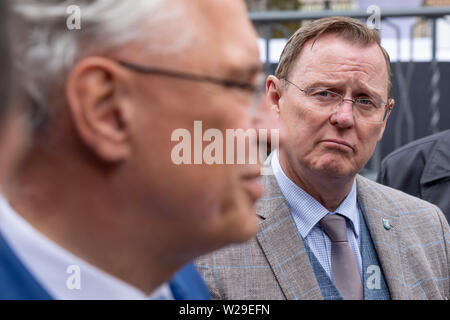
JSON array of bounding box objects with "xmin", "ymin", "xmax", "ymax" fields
[{"xmin": 320, "ymin": 139, "xmax": 355, "ymax": 152}]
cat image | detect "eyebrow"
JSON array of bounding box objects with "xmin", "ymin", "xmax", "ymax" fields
[{"xmin": 305, "ymin": 80, "xmax": 384, "ymax": 101}]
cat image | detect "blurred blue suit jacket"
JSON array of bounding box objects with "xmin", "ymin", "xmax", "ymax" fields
[{"xmin": 0, "ymin": 235, "xmax": 210, "ymax": 300}]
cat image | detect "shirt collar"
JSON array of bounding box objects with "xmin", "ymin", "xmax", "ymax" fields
[
  {"xmin": 0, "ymin": 194, "xmax": 173, "ymax": 300},
  {"xmin": 271, "ymin": 150, "xmax": 360, "ymax": 239}
]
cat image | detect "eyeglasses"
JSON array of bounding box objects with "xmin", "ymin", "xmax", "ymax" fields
[
  {"xmin": 116, "ymin": 60, "xmax": 267, "ymax": 116},
  {"xmin": 282, "ymin": 78, "xmax": 391, "ymax": 124}
]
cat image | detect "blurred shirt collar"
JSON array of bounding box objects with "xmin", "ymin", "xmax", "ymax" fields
[{"xmin": 0, "ymin": 194, "xmax": 173, "ymax": 300}]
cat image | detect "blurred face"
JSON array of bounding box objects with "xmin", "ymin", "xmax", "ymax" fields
[
  {"xmin": 278, "ymin": 34, "xmax": 392, "ymax": 182},
  {"xmin": 127, "ymin": 0, "xmax": 279, "ymax": 253}
]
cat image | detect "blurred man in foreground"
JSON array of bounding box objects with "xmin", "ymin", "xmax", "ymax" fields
[
  {"xmin": 0, "ymin": 0, "xmax": 280, "ymax": 299},
  {"xmin": 196, "ymin": 17, "xmax": 449, "ymax": 300}
]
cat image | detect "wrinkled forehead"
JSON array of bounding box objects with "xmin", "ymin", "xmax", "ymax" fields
[
  {"xmin": 290, "ymin": 34, "xmax": 388, "ymax": 93},
  {"xmin": 183, "ymin": 0, "xmax": 261, "ymax": 76}
]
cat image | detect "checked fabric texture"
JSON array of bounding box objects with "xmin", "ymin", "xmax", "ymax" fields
[{"xmin": 195, "ymin": 174, "xmax": 450, "ymax": 300}]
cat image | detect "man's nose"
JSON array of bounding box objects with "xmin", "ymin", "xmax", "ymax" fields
[
  {"xmin": 329, "ymin": 99, "xmax": 355, "ymax": 129},
  {"xmin": 251, "ymin": 95, "xmax": 286, "ymax": 156}
]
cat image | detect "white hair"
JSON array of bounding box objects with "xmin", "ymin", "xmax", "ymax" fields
[{"xmin": 13, "ymin": 0, "xmax": 196, "ymax": 129}]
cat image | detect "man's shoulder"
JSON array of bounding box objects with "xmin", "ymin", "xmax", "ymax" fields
[
  {"xmin": 194, "ymin": 238, "xmax": 271, "ymax": 299},
  {"xmin": 195, "ymin": 236, "xmax": 265, "ymax": 281},
  {"xmin": 358, "ymin": 175, "xmax": 433, "ymax": 204},
  {"xmin": 195, "ymin": 238, "xmax": 261, "ymax": 266},
  {"xmin": 357, "ymin": 175, "xmax": 446, "ymax": 222},
  {"xmin": 357, "ymin": 175, "xmax": 446, "ymax": 212},
  {"xmin": 382, "ymin": 129, "xmax": 450, "ymax": 164},
  {"xmin": 377, "ymin": 129, "xmax": 450, "ymax": 192}
]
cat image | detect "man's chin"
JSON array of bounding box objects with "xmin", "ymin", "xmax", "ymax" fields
[
  {"xmin": 240, "ymin": 176, "xmax": 264, "ymax": 204},
  {"xmin": 233, "ymin": 206, "xmax": 260, "ymax": 242},
  {"xmin": 216, "ymin": 205, "xmax": 258, "ymax": 246},
  {"xmin": 312, "ymin": 158, "xmax": 357, "ymax": 178}
]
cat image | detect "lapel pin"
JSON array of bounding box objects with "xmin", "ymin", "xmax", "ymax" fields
[{"xmin": 382, "ymin": 218, "xmax": 391, "ymax": 230}]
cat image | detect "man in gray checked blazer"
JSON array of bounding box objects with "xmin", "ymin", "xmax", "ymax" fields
[
  {"xmin": 195, "ymin": 17, "xmax": 450, "ymax": 300},
  {"xmin": 196, "ymin": 171, "xmax": 449, "ymax": 299}
]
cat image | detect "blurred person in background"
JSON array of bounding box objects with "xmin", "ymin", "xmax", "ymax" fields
[
  {"xmin": 377, "ymin": 129, "xmax": 450, "ymax": 223},
  {"xmin": 0, "ymin": 0, "xmax": 282, "ymax": 299},
  {"xmin": 196, "ymin": 17, "xmax": 449, "ymax": 300}
]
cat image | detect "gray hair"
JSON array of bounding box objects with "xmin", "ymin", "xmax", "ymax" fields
[{"xmin": 13, "ymin": 0, "xmax": 195, "ymax": 130}]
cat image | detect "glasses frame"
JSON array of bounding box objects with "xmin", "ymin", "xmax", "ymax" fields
[
  {"xmin": 282, "ymin": 78, "xmax": 391, "ymax": 123},
  {"xmin": 117, "ymin": 60, "xmax": 262, "ymax": 92},
  {"xmin": 116, "ymin": 59, "xmax": 267, "ymax": 116}
]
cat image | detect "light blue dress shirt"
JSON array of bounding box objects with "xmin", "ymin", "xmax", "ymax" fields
[
  {"xmin": 271, "ymin": 150, "xmax": 362, "ymax": 280},
  {"xmin": 0, "ymin": 194, "xmax": 174, "ymax": 300}
]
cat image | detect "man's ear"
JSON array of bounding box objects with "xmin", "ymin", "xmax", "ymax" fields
[
  {"xmin": 378, "ymin": 98, "xmax": 395, "ymax": 141},
  {"xmin": 266, "ymin": 75, "xmax": 283, "ymax": 115},
  {"xmin": 66, "ymin": 56, "xmax": 133, "ymax": 163}
]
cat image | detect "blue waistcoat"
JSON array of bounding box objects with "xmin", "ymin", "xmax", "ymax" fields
[{"xmin": 303, "ymin": 212, "xmax": 391, "ymax": 300}]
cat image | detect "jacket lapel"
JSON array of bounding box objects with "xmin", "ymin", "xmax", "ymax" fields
[
  {"xmin": 255, "ymin": 174, "xmax": 322, "ymax": 300},
  {"xmin": 356, "ymin": 175, "xmax": 410, "ymax": 299}
]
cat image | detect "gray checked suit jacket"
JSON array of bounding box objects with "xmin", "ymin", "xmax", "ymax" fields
[{"xmin": 195, "ymin": 174, "xmax": 450, "ymax": 300}]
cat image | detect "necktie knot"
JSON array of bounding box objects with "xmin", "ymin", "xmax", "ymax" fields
[{"xmin": 319, "ymin": 213, "xmax": 348, "ymax": 243}]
